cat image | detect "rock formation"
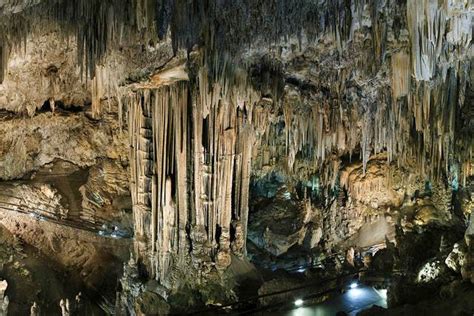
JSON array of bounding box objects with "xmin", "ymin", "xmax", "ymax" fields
[
  {"xmin": 0, "ymin": 281, "xmax": 8, "ymax": 316},
  {"xmin": 30, "ymin": 302, "xmax": 39, "ymax": 316},
  {"xmin": 0, "ymin": 0, "xmax": 472, "ymax": 314}
]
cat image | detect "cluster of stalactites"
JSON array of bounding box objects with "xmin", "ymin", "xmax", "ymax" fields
[
  {"xmin": 90, "ymin": 63, "xmax": 125, "ymax": 120},
  {"xmin": 382, "ymin": 0, "xmax": 472, "ymax": 183},
  {"xmin": 126, "ymin": 59, "xmax": 270, "ymax": 286},
  {"xmin": 0, "ymin": 0, "xmax": 159, "ymax": 82},
  {"xmin": 274, "ymin": 63, "xmax": 471, "ymax": 188},
  {"xmin": 260, "ymin": 0, "xmax": 473, "ymax": 189},
  {"xmin": 0, "ymin": 9, "xmax": 30, "ymax": 83},
  {"xmin": 0, "ymin": 37, "xmax": 7, "ymax": 84},
  {"xmin": 396, "ymin": 0, "xmax": 472, "ymax": 181},
  {"xmin": 407, "ymin": 0, "xmax": 472, "ymax": 82},
  {"xmin": 269, "ymin": 89, "xmax": 364, "ymax": 185},
  {"xmin": 0, "ymin": 0, "xmax": 372, "ymax": 84}
]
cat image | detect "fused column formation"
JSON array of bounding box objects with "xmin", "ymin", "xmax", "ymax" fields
[{"xmin": 128, "ymin": 65, "xmax": 262, "ymax": 286}]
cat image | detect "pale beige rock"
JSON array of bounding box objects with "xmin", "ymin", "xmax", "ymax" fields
[{"xmin": 445, "ymin": 242, "xmax": 467, "ymax": 273}]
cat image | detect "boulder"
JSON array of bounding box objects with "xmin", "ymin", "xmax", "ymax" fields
[
  {"xmin": 462, "ymin": 213, "xmax": 474, "ymax": 283},
  {"xmin": 445, "ymin": 242, "xmax": 467, "ymax": 273},
  {"xmin": 248, "ymin": 188, "xmax": 322, "ymax": 256},
  {"xmin": 416, "ymin": 259, "xmax": 444, "ymax": 283},
  {"xmin": 135, "ymin": 291, "xmax": 170, "ymax": 316}
]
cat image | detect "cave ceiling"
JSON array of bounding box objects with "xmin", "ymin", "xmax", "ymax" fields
[{"xmin": 0, "ymin": 1, "xmax": 471, "ymax": 180}]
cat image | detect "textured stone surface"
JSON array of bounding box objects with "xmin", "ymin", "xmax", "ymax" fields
[
  {"xmin": 445, "ymin": 242, "xmax": 467, "ymax": 274},
  {"xmin": 0, "ymin": 30, "xmax": 88, "ymax": 114},
  {"xmin": 248, "ymin": 189, "xmax": 322, "ymax": 256},
  {"xmin": 0, "ymin": 111, "xmax": 127, "ymax": 180}
]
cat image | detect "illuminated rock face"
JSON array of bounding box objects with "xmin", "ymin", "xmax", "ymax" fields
[
  {"xmin": 464, "ymin": 214, "xmax": 474, "ymax": 283},
  {"xmin": 0, "ymin": 0, "xmax": 472, "ymax": 312},
  {"xmin": 127, "ymin": 69, "xmax": 262, "ymax": 288}
]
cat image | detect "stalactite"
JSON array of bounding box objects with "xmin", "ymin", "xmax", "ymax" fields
[
  {"xmin": 407, "ymin": 0, "xmax": 446, "ymax": 81},
  {"xmin": 370, "ymin": 0, "xmax": 388, "ymax": 67},
  {"xmin": 0, "ymin": 39, "xmax": 8, "ymax": 84},
  {"xmin": 0, "ymin": 12, "xmax": 30, "ymax": 84},
  {"xmin": 361, "ymin": 111, "xmax": 373, "ymax": 175},
  {"xmin": 391, "ymin": 51, "xmax": 411, "ymax": 99}
]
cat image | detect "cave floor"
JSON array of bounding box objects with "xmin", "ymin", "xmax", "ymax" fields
[
  {"xmin": 0, "ymin": 224, "xmax": 105, "ymax": 315},
  {"xmin": 273, "ymin": 284, "xmax": 386, "ymax": 316},
  {"xmin": 0, "ymin": 207, "xmax": 130, "ymax": 315}
]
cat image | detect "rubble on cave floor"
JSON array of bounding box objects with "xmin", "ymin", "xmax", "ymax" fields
[{"xmin": 0, "ymin": 221, "xmax": 109, "ymax": 315}]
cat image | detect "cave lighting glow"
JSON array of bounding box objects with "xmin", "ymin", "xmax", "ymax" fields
[{"xmin": 294, "ymin": 299, "xmax": 304, "ymax": 307}]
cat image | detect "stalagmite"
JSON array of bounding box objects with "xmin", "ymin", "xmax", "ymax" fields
[
  {"xmin": 59, "ymin": 299, "xmax": 70, "ymax": 316},
  {"xmin": 91, "ymin": 66, "xmax": 104, "ymax": 119},
  {"xmin": 30, "ymin": 302, "xmax": 40, "ymax": 316},
  {"xmin": 346, "ymin": 247, "xmax": 355, "ymax": 267},
  {"xmin": 0, "ymin": 281, "xmax": 8, "ymax": 316}
]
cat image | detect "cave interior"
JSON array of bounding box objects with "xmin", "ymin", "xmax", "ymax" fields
[{"xmin": 0, "ymin": 0, "xmax": 473, "ymax": 315}]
